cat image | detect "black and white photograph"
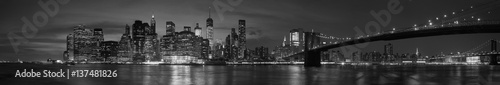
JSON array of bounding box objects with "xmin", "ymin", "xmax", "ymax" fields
[{"xmin": 1, "ymin": 0, "xmax": 500, "ymax": 85}]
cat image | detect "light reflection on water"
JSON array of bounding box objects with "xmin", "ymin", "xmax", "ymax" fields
[{"xmin": 1, "ymin": 64, "xmax": 500, "ymax": 85}]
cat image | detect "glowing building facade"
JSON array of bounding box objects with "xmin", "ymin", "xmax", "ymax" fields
[
  {"xmin": 160, "ymin": 21, "xmax": 176, "ymax": 61},
  {"xmin": 64, "ymin": 14, "xmax": 218, "ymax": 64},
  {"xmin": 66, "ymin": 25, "xmax": 102, "ymax": 61},
  {"xmin": 194, "ymin": 23, "xmax": 202, "ymax": 37},
  {"xmin": 206, "ymin": 8, "xmax": 214, "ymax": 59}
]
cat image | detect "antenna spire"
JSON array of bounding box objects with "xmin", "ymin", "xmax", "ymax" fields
[{"xmin": 209, "ymin": 6, "xmax": 211, "ymax": 18}]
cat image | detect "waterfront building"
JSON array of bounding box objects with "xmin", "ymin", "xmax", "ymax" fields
[
  {"xmin": 101, "ymin": 41, "xmax": 119, "ymax": 61},
  {"xmin": 143, "ymin": 15, "xmax": 159, "ymax": 61},
  {"xmin": 92, "ymin": 28, "xmax": 104, "ymax": 61},
  {"xmin": 117, "ymin": 24, "xmax": 133, "ymax": 62},
  {"xmin": 63, "ymin": 51, "xmax": 70, "ymax": 61},
  {"xmin": 132, "ymin": 20, "xmax": 148, "ymax": 62},
  {"xmin": 161, "ymin": 21, "xmax": 177, "ymax": 61},
  {"xmin": 67, "ymin": 25, "xmax": 101, "ymax": 61},
  {"xmin": 170, "ymin": 27, "xmax": 202, "ymax": 63},
  {"xmin": 289, "ymin": 28, "xmax": 303, "ymax": 47},
  {"xmin": 212, "ymin": 40, "xmax": 225, "ymax": 60},
  {"xmin": 254, "ymin": 46, "xmax": 270, "ymax": 61},
  {"xmin": 201, "ymin": 39, "xmax": 210, "ymax": 59}
]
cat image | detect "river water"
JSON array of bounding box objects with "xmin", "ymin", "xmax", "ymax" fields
[{"xmin": 1, "ymin": 64, "xmax": 500, "ymax": 85}]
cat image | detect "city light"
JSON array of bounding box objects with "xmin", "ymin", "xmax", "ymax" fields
[{"xmin": 12, "ymin": 0, "xmax": 499, "ymax": 67}]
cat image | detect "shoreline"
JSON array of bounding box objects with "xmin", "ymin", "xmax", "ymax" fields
[{"xmin": 0, "ymin": 61, "xmax": 493, "ymax": 66}]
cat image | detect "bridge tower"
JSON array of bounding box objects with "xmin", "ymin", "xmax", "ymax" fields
[
  {"xmin": 490, "ymin": 40, "xmax": 498, "ymax": 65},
  {"xmin": 304, "ymin": 32, "xmax": 321, "ymax": 67}
]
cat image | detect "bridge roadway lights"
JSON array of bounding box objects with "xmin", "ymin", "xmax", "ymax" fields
[{"xmin": 304, "ymin": 50, "xmax": 321, "ymax": 67}]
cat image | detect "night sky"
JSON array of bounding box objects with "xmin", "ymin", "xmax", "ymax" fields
[{"xmin": 0, "ymin": 0, "xmax": 499, "ymax": 61}]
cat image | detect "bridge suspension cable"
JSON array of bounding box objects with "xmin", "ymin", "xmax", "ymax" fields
[
  {"xmin": 439, "ymin": 0, "xmax": 500, "ymax": 23},
  {"xmin": 464, "ymin": 40, "xmax": 496, "ymax": 53}
]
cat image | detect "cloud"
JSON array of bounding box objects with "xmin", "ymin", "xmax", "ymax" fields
[
  {"xmin": 246, "ymin": 36, "xmax": 278, "ymax": 49},
  {"xmin": 246, "ymin": 27, "xmax": 263, "ymax": 39}
]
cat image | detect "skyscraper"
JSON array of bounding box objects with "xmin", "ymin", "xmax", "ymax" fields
[
  {"xmin": 230, "ymin": 28, "xmax": 239, "ymax": 61},
  {"xmin": 63, "ymin": 51, "xmax": 69, "ymax": 61},
  {"xmin": 161, "ymin": 21, "xmax": 176, "ymax": 62},
  {"xmin": 92, "ymin": 28, "xmax": 104, "ymax": 61},
  {"xmin": 132, "ymin": 20, "xmax": 146, "ymax": 62},
  {"xmin": 289, "ymin": 28, "xmax": 303, "ymax": 47},
  {"xmin": 225, "ymin": 35, "xmax": 231, "ymax": 60},
  {"xmin": 140, "ymin": 15, "xmax": 160, "ymax": 62},
  {"xmin": 282, "ymin": 36, "xmax": 287, "ymax": 47},
  {"xmin": 101, "ymin": 41, "xmax": 119, "ymax": 61},
  {"xmin": 150, "ymin": 14, "xmax": 156, "ymax": 34},
  {"xmin": 118, "ymin": 24, "xmax": 133, "ymax": 62},
  {"xmin": 166, "ymin": 21, "xmax": 175, "ymax": 36},
  {"xmin": 69, "ymin": 25, "xmax": 100, "ymax": 61},
  {"xmin": 384, "ymin": 43, "xmax": 393, "ymax": 55},
  {"xmin": 238, "ymin": 20, "xmax": 246, "ymax": 58},
  {"xmin": 255, "ymin": 46, "xmax": 269, "ymax": 61},
  {"xmin": 172, "ymin": 28, "xmax": 201, "ymax": 63},
  {"xmin": 213, "ymin": 39, "xmax": 225, "ymax": 60},
  {"xmin": 144, "ymin": 35, "xmax": 157, "ymax": 61},
  {"xmin": 201, "ymin": 39, "xmax": 210, "ymax": 59},
  {"xmin": 65, "ymin": 34, "xmax": 74, "ymax": 61},
  {"xmin": 194, "ymin": 23, "xmax": 202, "ymax": 37},
  {"xmin": 206, "ymin": 7, "xmax": 214, "ymax": 59},
  {"xmin": 125, "ymin": 24, "xmax": 130, "ymax": 35}
]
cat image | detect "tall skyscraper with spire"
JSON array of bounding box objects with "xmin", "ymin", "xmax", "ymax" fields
[
  {"xmin": 144, "ymin": 14, "xmax": 159, "ymax": 61},
  {"xmin": 150, "ymin": 14, "xmax": 156, "ymax": 34},
  {"xmin": 206, "ymin": 7, "xmax": 214, "ymax": 59}
]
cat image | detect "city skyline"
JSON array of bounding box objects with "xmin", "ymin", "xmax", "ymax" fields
[{"xmin": 1, "ymin": 0, "xmax": 500, "ymax": 61}]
